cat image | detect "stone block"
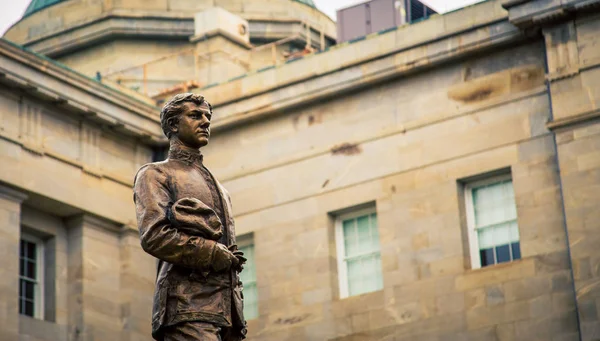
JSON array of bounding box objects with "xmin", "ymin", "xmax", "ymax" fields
[
  {"xmin": 534, "ymin": 252, "xmax": 571, "ymax": 274},
  {"xmin": 551, "ymin": 272, "xmax": 574, "ymax": 293},
  {"xmin": 349, "ymin": 311, "xmax": 369, "ymax": 333},
  {"xmin": 530, "ymin": 294, "xmax": 553, "ymax": 319},
  {"xmin": 580, "ymin": 300, "xmax": 599, "ymax": 322},
  {"xmin": 465, "ymin": 288, "xmax": 486, "ymax": 310},
  {"xmin": 430, "ymin": 257, "xmax": 465, "ymax": 277},
  {"xmin": 495, "ymin": 323, "xmax": 516, "ymax": 341},
  {"xmin": 573, "ymin": 257, "xmax": 593, "ymax": 281},
  {"xmin": 577, "ymin": 151, "xmax": 600, "ymax": 172},
  {"xmin": 504, "ymin": 276, "xmax": 551, "ymax": 302},
  {"xmin": 553, "ymin": 292, "xmax": 576, "ymax": 313},
  {"xmin": 435, "ymin": 292, "xmax": 465, "ymax": 315},
  {"xmin": 466, "ymin": 300, "xmax": 530, "ymax": 330},
  {"xmin": 518, "ymin": 135, "xmax": 556, "ymax": 163},
  {"xmin": 455, "ymin": 259, "xmax": 535, "ymax": 291},
  {"xmin": 486, "ymin": 285, "xmax": 505, "ymax": 307},
  {"xmin": 302, "ymin": 288, "xmax": 331, "ymax": 306}
]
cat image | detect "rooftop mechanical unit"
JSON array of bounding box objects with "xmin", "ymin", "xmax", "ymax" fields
[{"xmin": 336, "ymin": 0, "xmax": 436, "ymax": 43}]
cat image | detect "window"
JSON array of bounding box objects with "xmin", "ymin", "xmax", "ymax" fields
[
  {"xmin": 238, "ymin": 237, "xmax": 258, "ymax": 320},
  {"xmin": 19, "ymin": 234, "xmax": 44, "ymax": 319},
  {"xmin": 336, "ymin": 207, "xmax": 383, "ymax": 298},
  {"xmin": 465, "ymin": 175, "xmax": 521, "ymax": 269}
]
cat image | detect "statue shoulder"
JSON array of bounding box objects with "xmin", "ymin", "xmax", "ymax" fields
[{"xmin": 133, "ymin": 161, "xmax": 170, "ymax": 186}]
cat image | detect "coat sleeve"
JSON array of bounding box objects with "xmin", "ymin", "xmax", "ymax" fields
[{"xmin": 133, "ymin": 164, "xmax": 219, "ymax": 270}]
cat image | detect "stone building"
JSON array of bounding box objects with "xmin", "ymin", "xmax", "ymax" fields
[{"xmin": 1, "ymin": 0, "xmax": 600, "ymax": 340}]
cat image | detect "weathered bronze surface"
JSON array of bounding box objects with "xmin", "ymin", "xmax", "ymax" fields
[{"xmin": 133, "ymin": 93, "xmax": 247, "ymax": 341}]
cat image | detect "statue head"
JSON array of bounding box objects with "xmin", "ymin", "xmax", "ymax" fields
[{"xmin": 160, "ymin": 93, "xmax": 213, "ymax": 149}]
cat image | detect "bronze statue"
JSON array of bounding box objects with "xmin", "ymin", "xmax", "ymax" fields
[{"xmin": 133, "ymin": 93, "xmax": 247, "ymax": 341}]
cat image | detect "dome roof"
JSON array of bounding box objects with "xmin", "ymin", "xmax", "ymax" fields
[
  {"xmin": 22, "ymin": 0, "xmax": 315, "ymax": 17},
  {"xmin": 23, "ymin": 0, "xmax": 317, "ymax": 17},
  {"xmin": 293, "ymin": 0, "xmax": 316, "ymax": 8},
  {"xmin": 23, "ymin": 0, "xmax": 66, "ymax": 17}
]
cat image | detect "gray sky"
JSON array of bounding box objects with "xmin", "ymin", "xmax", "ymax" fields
[{"xmin": 0, "ymin": 0, "xmax": 485, "ymax": 36}]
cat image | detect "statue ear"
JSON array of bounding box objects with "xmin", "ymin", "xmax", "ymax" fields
[{"xmin": 167, "ymin": 117, "xmax": 179, "ymax": 134}]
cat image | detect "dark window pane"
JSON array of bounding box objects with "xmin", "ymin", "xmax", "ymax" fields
[
  {"xmin": 511, "ymin": 242, "xmax": 521, "ymax": 260},
  {"xmin": 20, "ymin": 240, "xmax": 26, "ymax": 257},
  {"xmin": 24, "ymin": 281, "xmax": 35, "ymax": 300},
  {"xmin": 26, "ymin": 261, "xmax": 36, "ymax": 280},
  {"xmin": 24, "ymin": 300, "xmax": 34, "ymax": 317},
  {"xmin": 496, "ymin": 244, "xmax": 511, "ymax": 263},
  {"xmin": 27, "ymin": 242, "xmax": 36, "ymax": 260},
  {"xmin": 20, "ymin": 259, "xmax": 25, "ymax": 277},
  {"xmin": 480, "ymin": 248, "xmax": 495, "ymax": 267},
  {"xmin": 19, "ymin": 279, "xmax": 24, "ymax": 298}
]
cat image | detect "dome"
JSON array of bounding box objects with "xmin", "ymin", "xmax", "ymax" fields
[
  {"xmin": 293, "ymin": 0, "xmax": 316, "ymax": 8},
  {"xmin": 23, "ymin": 0, "xmax": 66, "ymax": 17}
]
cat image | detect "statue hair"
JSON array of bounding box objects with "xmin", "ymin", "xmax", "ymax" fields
[{"xmin": 160, "ymin": 93, "xmax": 213, "ymax": 139}]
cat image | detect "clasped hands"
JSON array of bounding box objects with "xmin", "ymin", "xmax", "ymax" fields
[{"xmin": 212, "ymin": 243, "xmax": 247, "ymax": 273}]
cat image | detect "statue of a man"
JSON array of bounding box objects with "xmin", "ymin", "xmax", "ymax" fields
[{"xmin": 133, "ymin": 93, "xmax": 247, "ymax": 341}]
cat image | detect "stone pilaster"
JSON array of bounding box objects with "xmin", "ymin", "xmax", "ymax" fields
[
  {"xmin": 503, "ymin": 1, "xmax": 600, "ymax": 339},
  {"xmin": 0, "ymin": 185, "xmax": 27, "ymax": 341},
  {"xmin": 66, "ymin": 215, "xmax": 122, "ymax": 341},
  {"xmin": 119, "ymin": 226, "xmax": 155, "ymax": 341}
]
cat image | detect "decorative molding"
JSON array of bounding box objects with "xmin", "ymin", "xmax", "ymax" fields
[
  {"xmin": 543, "ymin": 21, "xmax": 580, "ymax": 81},
  {"xmin": 0, "ymin": 184, "xmax": 28, "ymax": 203},
  {"xmin": 65, "ymin": 213, "xmax": 121, "ymax": 233},
  {"xmin": 0, "ymin": 38, "xmax": 161, "ymax": 130},
  {"xmin": 209, "ymin": 20, "xmax": 525, "ymax": 132},
  {"xmin": 120, "ymin": 224, "xmax": 140, "ymax": 237},
  {"xmin": 0, "ymin": 66, "xmax": 164, "ymax": 143},
  {"xmin": 0, "ymin": 129, "xmax": 133, "ymax": 187},
  {"xmin": 17, "ymin": 14, "xmax": 333, "ymax": 59},
  {"xmin": 504, "ymin": 0, "xmax": 600, "ymax": 28},
  {"xmin": 79, "ymin": 123, "xmax": 100, "ymax": 169},
  {"xmin": 190, "ymin": 29, "xmax": 253, "ymax": 49},
  {"xmin": 19, "ymin": 99, "xmax": 42, "ymax": 151},
  {"xmin": 547, "ymin": 109, "xmax": 600, "ymax": 131},
  {"xmin": 546, "ymin": 68, "xmax": 580, "ymax": 82}
]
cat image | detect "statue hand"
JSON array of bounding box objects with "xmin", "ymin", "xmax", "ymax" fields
[
  {"xmin": 228, "ymin": 245, "xmax": 247, "ymax": 272},
  {"xmin": 212, "ymin": 243, "xmax": 238, "ymax": 272}
]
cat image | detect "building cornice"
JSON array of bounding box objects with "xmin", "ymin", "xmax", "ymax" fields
[
  {"xmin": 0, "ymin": 38, "xmax": 165, "ymax": 144},
  {"xmin": 502, "ymin": 0, "xmax": 600, "ymax": 28},
  {"xmin": 204, "ymin": 1, "xmax": 520, "ymax": 132},
  {"xmin": 65, "ymin": 214, "xmax": 122, "ymax": 233},
  {"xmin": 547, "ymin": 109, "xmax": 600, "ymax": 131},
  {"xmin": 0, "ymin": 184, "xmax": 28, "ymax": 204},
  {"xmin": 13, "ymin": 11, "xmax": 334, "ymax": 59}
]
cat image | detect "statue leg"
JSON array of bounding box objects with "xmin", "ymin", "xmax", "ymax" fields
[{"xmin": 161, "ymin": 322, "xmax": 222, "ymax": 341}]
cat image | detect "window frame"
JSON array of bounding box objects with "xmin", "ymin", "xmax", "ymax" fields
[
  {"xmin": 19, "ymin": 233, "xmax": 45, "ymax": 319},
  {"xmin": 464, "ymin": 173, "xmax": 517, "ymax": 269},
  {"xmin": 237, "ymin": 234, "xmax": 258, "ymax": 320},
  {"xmin": 335, "ymin": 206, "xmax": 381, "ymax": 299}
]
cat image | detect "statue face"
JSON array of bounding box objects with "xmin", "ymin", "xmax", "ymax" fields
[{"xmin": 172, "ymin": 102, "xmax": 212, "ymax": 149}]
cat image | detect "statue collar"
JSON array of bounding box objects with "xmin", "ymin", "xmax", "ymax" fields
[{"xmin": 168, "ymin": 143, "xmax": 204, "ymax": 165}]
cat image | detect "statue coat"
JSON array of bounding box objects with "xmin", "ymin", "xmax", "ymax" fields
[{"xmin": 133, "ymin": 146, "xmax": 246, "ymax": 340}]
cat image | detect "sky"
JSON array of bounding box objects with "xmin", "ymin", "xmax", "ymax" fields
[{"xmin": 0, "ymin": 0, "xmax": 485, "ymax": 36}]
